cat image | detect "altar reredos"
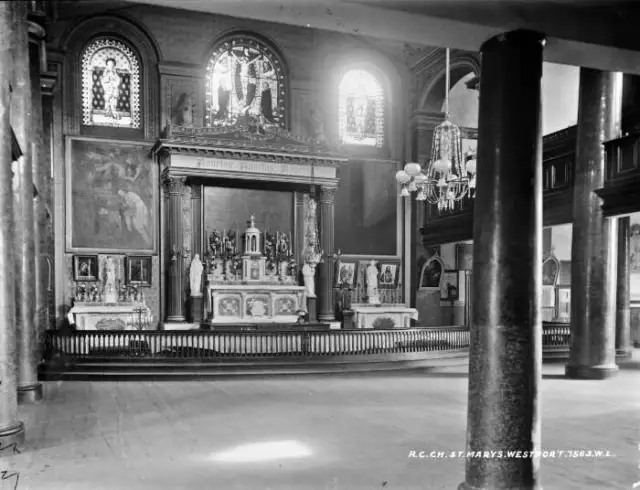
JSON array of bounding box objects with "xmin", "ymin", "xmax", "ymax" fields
[{"xmin": 153, "ymin": 123, "xmax": 345, "ymax": 185}]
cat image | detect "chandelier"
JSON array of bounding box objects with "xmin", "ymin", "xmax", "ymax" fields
[{"xmin": 396, "ymin": 48, "xmax": 477, "ymax": 212}]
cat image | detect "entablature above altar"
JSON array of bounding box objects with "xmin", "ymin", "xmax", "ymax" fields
[{"xmin": 154, "ymin": 123, "xmax": 345, "ymax": 186}]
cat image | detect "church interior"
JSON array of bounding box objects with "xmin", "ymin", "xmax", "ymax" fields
[{"xmin": 1, "ymin": 1, "xmax": 639, "ymax": 489}]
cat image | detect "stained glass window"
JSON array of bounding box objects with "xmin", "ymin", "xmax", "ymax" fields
[
  {"xmin": 81, "ymin": 38, "xmax": 141, "ymax": 129},
  {"xmin": 206, "ymin": 36, "xmax": 286, "ymax": 129},
  {"xmin": 339, "ymin": 70, "xmax": 384, "ymax": 147}
]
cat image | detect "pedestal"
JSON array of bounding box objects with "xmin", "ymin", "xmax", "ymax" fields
[
  {"xmin": 566, "ymin": 67, "xmax": 622, "ymax": 380},
  {"xmin": 307, "ymin": 296, "xmax": 317, "ymax": 323},
  {"xmin": 342, "ymin": 309, "xmax": 355, "ymax": 329},
  {"xmin": 189, "ymin": 296, "xmax": 204, "ymax": 324},
  {"xmin": 460, "ymin": 30, "xmax": 545, "ymax": 490}
]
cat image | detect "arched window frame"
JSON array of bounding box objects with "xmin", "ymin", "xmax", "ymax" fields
[
  {"xmin": 338, "ymin": 69, "xmax": 386, "ymax": 148},
  {"xmin": 80, "ymin": 37, "xmax": 142, "ymax": 130},
  {"xmin": 62, "ymin": 15, "xmax": 161, "ymax": 140},
  {"xmin": 204, "ymin": 33, "xmax": 289, "ymax": 130}
]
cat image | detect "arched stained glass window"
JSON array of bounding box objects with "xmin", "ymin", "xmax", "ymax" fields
[
  {"xmin": 339, "ymin": 70, "xmax": 384, "ymax": 147},
  {"xmin": 81, "ymin": 38, "xmax": 141, "ymax": 129},
  {"xmin": 206, "ymin": 36, "xmax": 286, "ymax": 128}
]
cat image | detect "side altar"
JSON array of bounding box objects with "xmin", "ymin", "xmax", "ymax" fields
[{"xmin": 204, "ymin": 215, "xmax": 305, "ymax": 324}]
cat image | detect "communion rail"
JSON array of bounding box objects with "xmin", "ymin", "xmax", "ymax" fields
[{"xmin": 39, "ymin": 323, "xmax": 570, "ymax": 379}]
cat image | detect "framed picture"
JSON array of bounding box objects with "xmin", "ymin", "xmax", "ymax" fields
[
  {"xmin": 65, "ymin": 136, "xmax": 157, "ymax": 253},
  {"xmin": 378, "ymin": 262, "xmax": 400, "ymax": 288},
  {"xmin": 419, "ymin": 255, "xmax": 444, "ymax": 290},
  {"xmin": 335, "ymin": 261, "xmax": 358, "ymax": 288},
  {"xmin": 73, "ymin": 255, "xmax": 98, "ymax": 281},
  {"xmin": 440, "ymin": 271, "xmax": 459, "ymax": 300},
  {"xmin": 126, "ymin": 256, "xmax": 152, "ymax": 287}
]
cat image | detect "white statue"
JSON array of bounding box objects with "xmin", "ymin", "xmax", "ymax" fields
[
  {"xmin": 104, "ymin": 258, "xmax": 117, "ymax": 303},
  {"xmin": 302, "ymin": 262, "xmax": 316, "ymax": 298},
  {"xmin": 190, "ymin": 254, "xmax": 203, "ymax": 297},
  {"xmin": 366, "ymin": 260, "xmax": 381, "ymax": 305}
]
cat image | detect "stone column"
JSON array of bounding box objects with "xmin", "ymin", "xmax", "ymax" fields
[
  {"xmin": 318, "ymin": 185, "xmax": 337, "ymax": 322},
  {"xmin": 0, "ymin": 0, "xmax": 25, "ymax": 448},
  {"xmin": 566, "ymin": 68, "xmax": 622, "ymax": 380},
  {"xmin": 164, "ymin": 175, "xmax": 186, "ymax": 322},
  {"xmin": 294, "ymin": 192, "xmax": 305, "ymax": 269},
  {"xmin": 190, "ymin": 183, "xmax": 202, "ymax": 258},
  {"xmin": 29, "ymin": 20, "xmax": 47, "ymax": 362},
  {"xmin": 11, "ymin": 1, "xmax": 42, "ymax": 403},
  {"xmin": 616, "ymin": 216, "xmax": 632, "ymax": 359},
  {"xmin": 460, "ymin": 30, "xmax": 545, "ymax": 490}
]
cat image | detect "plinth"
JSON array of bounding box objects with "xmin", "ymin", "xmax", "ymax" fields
[{"xmin": 189, "ymin": 295, "xmax": 204, "ymax": 323}]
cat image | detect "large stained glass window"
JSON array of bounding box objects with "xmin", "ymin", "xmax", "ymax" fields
[
  {"xmin": 339, "ymin": 70, "xmax": 384, "ymax": 147},
  {"xmin": 206, "ymin": 36, "xmax": 286, "ymax": 129},
  {"xmin": 81, "ymin": 38, "xmax": 141, "ymax": 129}
]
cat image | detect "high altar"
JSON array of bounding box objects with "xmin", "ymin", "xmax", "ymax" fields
[{"xmin": 153, "ymin": 123, "xmax": 346, "ymax": 328}]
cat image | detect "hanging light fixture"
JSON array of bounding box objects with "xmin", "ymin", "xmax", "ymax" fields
[{"xmin": 396, "ymin": 48, "xmax": 477, "ymax": 210}]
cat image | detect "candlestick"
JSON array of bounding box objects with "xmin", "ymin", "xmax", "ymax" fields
[{"xmin": 288, "ymin": 231, "xmax": 292, "ymax": 258}]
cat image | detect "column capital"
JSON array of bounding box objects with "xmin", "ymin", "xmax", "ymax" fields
[
  {"xmin": 190, "ymin": 183, "xmax": 202, "ymax": 200},
  {"xmin": 163, "ymin": 175, "xmax": 187, "ymax": 195},
  {"xmin": 319, "ymin": 185, "xmax": 337, "ymax": 203}
]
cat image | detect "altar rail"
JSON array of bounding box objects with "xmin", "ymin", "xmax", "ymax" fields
[{"xmin": 42, "ymin": 323, "xmax": 570, "ymax": 362}]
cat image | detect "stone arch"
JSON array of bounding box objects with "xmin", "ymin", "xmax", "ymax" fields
[
  {"xmin": 62, "ymin": 14, "xmax": 161, "ymax": 139},
  {"xmin": 419, "ymin": 255, "xmax": 444, "ymax": 290}
]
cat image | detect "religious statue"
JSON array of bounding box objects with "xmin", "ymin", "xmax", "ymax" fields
[
  {"xmin": 190, "ymin": 254, "xmax": 204, "ymax": 297},
  {"xmin": 104, "ymin": 258, "xmax": 117, "ymax": 303},
  {"xmin": 366, "ymin": 260, "xmax": 381, "ymax": 305},
  {"xmin": 302, "ymin": 262, "xmax": 316, "ymax": 298},
  {"xmin": 209, "ymin": 230, "xmax": 222, "ymax": 258},
  {"xmin": 173, "ymin": 92, "xmax": 195, "ymax": 127},
  {"xmin": 264, "ymin": 231, "xmax": 276, "ymax": 262}
]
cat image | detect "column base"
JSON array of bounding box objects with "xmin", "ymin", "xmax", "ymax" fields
[
  {"xmin": 18, "ymin": 383, "xmax": 43, "ymax": 403},
  {"xmin": 166, "ymin": 315, "xmax": 186, "ymax": 322},
  {"xmin": 458, "ymin": 481, "xmax": 541, "ymax": 490},
  {"xmin": 565, "ymin": 363, "xmax": 619, "ymax": 379},
  {"xmin": 0, "ymin": 422, "xmax": 25, "ymax": 451},
  {"xmin": 615, "ymin": 348, "xmax": 633, "ymax": 360}
]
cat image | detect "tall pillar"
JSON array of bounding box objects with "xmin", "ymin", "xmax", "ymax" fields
[
  {"xmin": 616, "ymin": 216, "xmax": 632, "ymax": 359},
  {"xmin": 29, "ymin": 20, "xmax": 47, "ymax": 364},
  {"xmin": 0, "ymin": 0, "xmax": 25, "ymax": 448},
  {"xmin": 318, "ymin": 185, "xmax": 336, "ymax": 322},
  {"xmin": 11, "ymin": 1, "xmax": 42, "ymax": 403},
  {"xmin": 191, "ymin": 183, "xmax": 202, "ymax": 258},
  {"xmin": 460, "ymin": 30, "xmax": 545, "ymax": 490},
  {"xmin": 164, "ymin": 175, "xmax": 186, "ymax": 322},
  {"xmin": 566, "ymin": 68, "xmax": 622, "ymax": 380}
]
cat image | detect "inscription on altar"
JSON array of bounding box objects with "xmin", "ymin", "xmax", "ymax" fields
[{"xmin": 172, "ymin": 154, "xmax": 336, "ymax": 179}]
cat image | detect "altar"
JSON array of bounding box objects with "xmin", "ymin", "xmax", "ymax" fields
[{"xmin": 350, "ymin": 304, "xmax": 419, "ymax": 329}]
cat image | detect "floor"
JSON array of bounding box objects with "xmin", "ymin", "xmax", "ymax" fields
[{"xmin": 2, "ymin": 357, "xmax": 639, "ymax": 490}]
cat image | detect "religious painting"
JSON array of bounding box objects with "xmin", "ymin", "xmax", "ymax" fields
[
  {"xmin": 440, "ymin": 271, "xmax": 459, "ymax": 301},
  {"xmin": 126, "ymin": 255, "xmax": 152, "ymax": 287},
  {"xmin": 81, "ymin": 38, "xmax": 140, "ymax": 129},
  {"xmin": 205, "ymin": 35, "xmax": 286, "ymax": 129},
  {"xmin": 66, "ymin": 137, "xmax": 156, "ymax": 253},
  {"xmin": 378, "ymin": 263, "xmax": 399, "ymax": 288},
  {"xmin": 542, "ymin": 256, "xmax": 560, "ymax": 286},
  {"xmin": 420, "ymin": 256, "xmax": 443, "ymax": 290},
  {"xmin": 73, "ymin": 254, "xmax": 98, "ymax": 282},
  {"xmin": 163, "ymin": 76, "xmax": 201, "ymax": 130},
  {"xmin": 339, "ymin": 69, "xmax": 385, "ymax": 147},
  {"xmin": 334, "ymin": 159, "xmax": 398, "ymax": 256},
  {"xmin": 335, "ymin": 261, "xmax": 358, "ymax": 288}
]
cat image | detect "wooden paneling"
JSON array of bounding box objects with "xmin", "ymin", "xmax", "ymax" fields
[{"xmin": 597, "ymin": 133, "xmax": 640, "ymax": 217}]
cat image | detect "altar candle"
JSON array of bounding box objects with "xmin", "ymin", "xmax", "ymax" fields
[
  {"xmin": 236, "ymin": 228, "xmax": 239, "ymax": 254},
  {"xmin": 288, "ymin": 231, "xmax": 292, "ymax": 257}
]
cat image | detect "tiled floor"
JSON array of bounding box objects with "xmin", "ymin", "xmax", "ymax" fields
[{"xmin": 2, "ymin": 356, "xmax": 639, "ymax": 490}]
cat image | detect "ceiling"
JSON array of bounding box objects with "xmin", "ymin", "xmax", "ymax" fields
[{"xmin": 97, "ymin": 0, "xmax": 640, "ymax": 74}]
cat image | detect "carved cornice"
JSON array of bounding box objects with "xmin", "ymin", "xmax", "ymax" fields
[{"xmin": 154, "ymin": 123, "xmax": 347, "ymax": 167}]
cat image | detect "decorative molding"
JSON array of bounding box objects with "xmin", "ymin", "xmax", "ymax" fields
[
  {"xmin": 162, "ymin": 174, "xmax": 187, "ymax": 195},
  {"xmin": 158, "ymin": 61, "xmax": 204, "ymax": 78},
  {"xmin": 319, "ymin": 185, "xmax": 338, "ymax": 203}
]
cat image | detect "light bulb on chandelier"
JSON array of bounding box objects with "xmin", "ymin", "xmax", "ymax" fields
[{"xmin": 395, "ymin": 47, "xmax": 477, "ymax": 210}]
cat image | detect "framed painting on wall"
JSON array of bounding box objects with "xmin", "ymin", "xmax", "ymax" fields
[
  {"xmin": 335, "ymin": 261, "xmax": 358, "ymax": 288},
  {"xmin": 73, "ymin": 255, "xmax": 98, "ymax": 281},
  {"xmin": 378, "ymin": 262, "xmax": 400, "ymax": 288},
  {"xmin": 65, "ymin": 136, "xmax": 157, "ymax": 253},
  {"xmin": 126, "ymin": 255, "xmax": 152, "ymax": 287}
]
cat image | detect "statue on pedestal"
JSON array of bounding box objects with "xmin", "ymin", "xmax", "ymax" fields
[
  {"xmin": 104, "ymin": 257, "xmax": 117, "ymax": 303},
  {"xmin": 190, "ymin": 254, "xmax": 203, "ymax": 297},
  {"xmin": 366, "ymin": 260, "xmax": 381, "ymax": 305},
  {"xmin": 302, "ymin": 262, "xmax": 316, "ymax": 298}
]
